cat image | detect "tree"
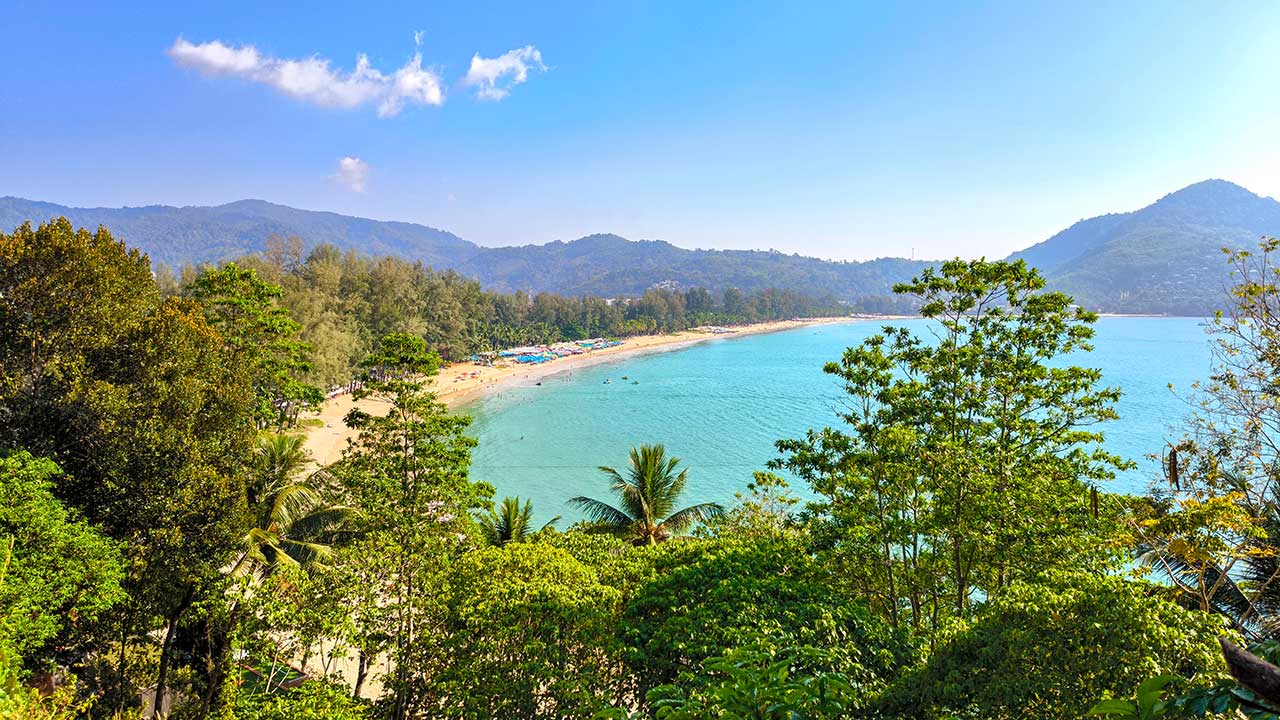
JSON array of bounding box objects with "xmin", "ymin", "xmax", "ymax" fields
[
  {"xmin": 189, "ymin": 262, "xmax": 322, "ymax": 429},
  {"xmin": 873, "ymin": 573, "xmax": 1228, "ymax": 720},
  {"xmin": 708, "ymin": 472, "xmax": 802, "ymax": 540},
  {"xmin": 775, "ymin": 259, "xmax": 1129, "ymax": 635},
  {"xmin": 570, "ymin": 444, "xmax": 724, "ymax": 545},
  {"xmin": 1131, "ymin": 239, "xmax": 1280, "ymax": 639},
  {"xmin": 639, "ymin": 645, "xmax": 861, "ymax": 720},
  {"xmin": 0, "ymin": 219, "xmax": 258, "ymax": 714},
  {"xmin": 335, "ymin": 333, "xmax": 489, "ymax": 719},
  {"xmin": 0, "ymin": 452, "xmax": 124, "ymax": 669},
  {"xmin": 410, "ymin": 544, "xmax": 624, "ymax": 719},
  {"xmin": 234, "ymin": 433, "xmax": 352, "ymax": 577},
  {"xmin": 619, "ymin": 537, "xmax": 908, "ymax": 697},
  {"xmin": 229, "ymin": 678, "xmax": 372, "ymax": 720},
  {"xmin": 477, "ymin": 496, "xmax": 558, "ymax": 546}
]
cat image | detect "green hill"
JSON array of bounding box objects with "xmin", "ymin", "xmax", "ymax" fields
[
  {"xmin": 6, "ymin": 178, "xmax": 1280, "ymax": 314},
  {"xmin": 1012, "ymin": 179, "xmax": 1280, "ymax": 314}
]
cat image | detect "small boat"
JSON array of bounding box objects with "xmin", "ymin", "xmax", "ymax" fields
[
  {"xmin": 603, "ymin": 378, "xmax": 612, "ymax": 384},
  {"xmin": 621, "ymin": 376, "xmax": 629, "ymax": 380}
]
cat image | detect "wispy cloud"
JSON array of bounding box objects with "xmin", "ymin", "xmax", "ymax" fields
[
  {"xmin": 168, "ymin": 37, "xmax": 444, "ymax": 117},
  {"xmin": 462, "ymin": 45, "xmax": 546, "ymax": 101},
  {"xmin": 333, "ymin": 156, "xmax": 370, "ymax": 192}
]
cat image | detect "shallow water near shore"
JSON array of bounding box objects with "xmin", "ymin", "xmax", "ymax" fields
[{"xmin": 461, "ymin": 317, "xmax": 1216, "ymax": 526}]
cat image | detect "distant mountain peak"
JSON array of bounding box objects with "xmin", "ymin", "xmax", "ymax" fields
[
  {"xmin": 1155, "ymin": 178, "xmax": 1259, "ymax": 205},
  {"xmin": 1008, "ymin": 178, "xmax": 1280, "ymax": 314}
]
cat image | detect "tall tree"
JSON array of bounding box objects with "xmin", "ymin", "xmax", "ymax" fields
[
  {"xmin": 189, "ymin": 262, "xmax": 322, "ymax": 429},
  {"xmin": 570, "ymin": 444, "xmax": 724, "ymax": 545},
  {"xmin": 0, "ymin": 218, "xmax": 257, "ymax": 714},
  {"xmin": 776, "ymin": 259, "xmax": 1128, "ymax": 635},
  {"xmin": 335, "ymin": 333, "xmax": 489, "ymax": 719},
  {"xmin": 1132, "ymin": 239, "xmax": 1280, "ymax": 638},
  {"xmin": 0, "ymin": 452, "xmax": 124, "ymax": 670}
]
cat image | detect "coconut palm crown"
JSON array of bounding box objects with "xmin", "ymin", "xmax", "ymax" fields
[
  {"xmin": 233, "ymin": 432, "xmax": 353, "ymax": 577},
  {"xmin": 478, "ymin": 496, "xmax": 560, "ymax": 546},
  {"xmin": 569, "ymin": 444, "xmax": 724, "ymax": 545}
]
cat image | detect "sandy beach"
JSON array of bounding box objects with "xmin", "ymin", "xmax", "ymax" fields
[{"xmin": 301, "ymin": 316, "xmax": 867, "ymax": 466}]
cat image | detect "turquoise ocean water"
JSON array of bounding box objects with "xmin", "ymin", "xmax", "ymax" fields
[{"xmin": 460, "ymin": 317, "xmax": 1217, "ymax": 526}]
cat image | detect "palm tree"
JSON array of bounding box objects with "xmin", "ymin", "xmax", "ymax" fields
[
  {"xmin": 1138, "ymin": 468, "xmax": 1280, "ymax": 640},
  {"xmin": 232, "ymin": 433, "xmax": 352, "ymax": 577},
  {"xmin": 570, "ymin": 444, "xmax": 724, "ymax": 545},
  {"xmin": 478, "ymin": 496, "xmax": 560, "ymax": 546}
]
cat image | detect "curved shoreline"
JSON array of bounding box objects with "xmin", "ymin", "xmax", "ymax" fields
[{"xmin": 300, "ymin": 316, "xmax": 875, "ymax": 466}]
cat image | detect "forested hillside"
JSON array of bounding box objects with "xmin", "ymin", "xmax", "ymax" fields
[
  {"xmin": 1012, "ymin": 179, "xmax": 1280, "ymax": 314},
  {"xmin": 0, "ymin": 197, "xmax": 929, "ymax": 305},
  {"xmin": 8, "ymin": 178, "xmax": 1280, "ymax": 316},
  {"xmin": 163, "ymin": 237, "xmax": 850, "ymax": 391}
]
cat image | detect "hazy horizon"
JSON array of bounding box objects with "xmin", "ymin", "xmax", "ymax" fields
[{"xmin": 4, "ymin": 2, "xmax": 1279, "ymax": 261}]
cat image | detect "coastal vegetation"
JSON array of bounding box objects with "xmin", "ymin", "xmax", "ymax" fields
[
  {"xmin": 165, "ymin": 237, "xmax": 852, "ymax": 392},
  {"xmin": 6, "ymin": 215, "xmax": 1280, "ymax": 719}
]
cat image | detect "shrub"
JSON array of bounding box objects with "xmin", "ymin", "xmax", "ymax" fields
[
  {"xmin": 871, "ymin": 572, "xmax": 1228, "ymax": 720},
  {"xmin": 620, "ymin": 536, "xmax": 910, "ymax": 701}
]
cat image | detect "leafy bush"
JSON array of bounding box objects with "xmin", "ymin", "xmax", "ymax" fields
[
  {"xmin": 644, "ymin": 645, "xmax": 862, "ymax": 720},
  {"xmin": 0, "ymin": 451, "xmax": 124, "ymax": 666},
  {"xmin": 872, "ymin": 572, "xmax": 1228, "ymax": 720},
  {"xmin": 411, "ymin": 543, "xmax": 624, "ymax": 718},
  {"xmin": 620, "ymin": 537, "xmax": 910, "ymax": 700},
  {"xmin": 227, "ymin": 679, "xmax": 370, "ymax": 720}
]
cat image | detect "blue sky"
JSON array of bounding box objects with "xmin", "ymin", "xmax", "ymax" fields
[{"xmin": 3, "ymin": 1, "xmax": 1279, "ymax": 260}]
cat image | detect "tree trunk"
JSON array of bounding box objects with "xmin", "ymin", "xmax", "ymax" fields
[
  {"xmin": 352, "ymin": 650, "xmax": 369, "ymax": 700},
  {"xmin": 153, "ymin": 584, "xmax": 196, "ymax": 719},
  {"xmin": 199, "ymin": 610, "xmax": 236, "ymax": 717}
]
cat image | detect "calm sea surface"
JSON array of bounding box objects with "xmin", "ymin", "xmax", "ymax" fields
[{"xmin": 460, "ymin": 317, "xmax": 1217, "ymax": 525}]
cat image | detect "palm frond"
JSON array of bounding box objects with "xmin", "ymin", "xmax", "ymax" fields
[
  {"xmin": 269, "ymin": 483, "xmax": 326, "ymax": 529},
  {"xmin": 661, "ymin": 502, "xmax": 726, "ymax": 535},
  {"xmin": 568, "ymin": 496, "xmax": 635, "ymax": 527}
]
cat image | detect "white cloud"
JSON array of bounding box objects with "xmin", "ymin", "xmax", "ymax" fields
[
  {"xmin": 462, "ymin": 45, "xmax": 546, "ymax": 101},
  {"xmin": 168, "ymin": 37, "xmax": 444, "ymax": 117},
  {"xmin": 333, "ymin": 156, "xmax": 370, "ymax": 192}
]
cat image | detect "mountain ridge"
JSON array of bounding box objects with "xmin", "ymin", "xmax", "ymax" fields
[{"xmin": 4, "ymin": 179, "xmax": 1280, "ymax": 314}]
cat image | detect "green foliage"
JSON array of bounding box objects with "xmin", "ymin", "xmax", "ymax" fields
[
  {"xmin": 0, "ymin": 651, "xmax": 88, "ymax": 720},
  {"xmin": 1087, "ymin": 675, "xmax": 1180, "ymax": 720},
  {"xmin": 620, "ymin": 536, "xmax": 909, "ymax": 698},
  {"xmin": 411, "ymin": 543, "xmax": 624, "ymax": 718},
  {"xmin": 189, "ymin": 262, "xmax": 322, "ymax": 428},
  {"xmin": 478, "ymin": 496, "xmax": 558, "ymax": 546},
  {"xmin": 227, "ymin": 679, "xmax": 371, "ymax": 720},
  {"xmin": 643, "ymin": 645, "xmax": 860, "ymax": 720},
  {"xmin": 0, "ymin": 218, "xmax": 257, "ymax": 711},
  {"xmin": 776, "ymin": 258, "xmax": 1130, "ymax": 635},
  {"xmin": 234, "ymin": 433, "xmax": 351, "ymax": 577},
  {"xmin": 538, "ymin": 532, "xmax": 663, "ymax": 596},
  {"xmin": 335, "ymin": 333, "xmax": 490, "ymax": 718},
  {"xmin": 1132, "ymin": 239, "xmax": 1280, "ymax": 630},
  {"xmin": 1117, "ymin": 639, "xmax": 1280, "ymax": 719},
  {"xmin": 706, "ymin": 472, "xmax": 802, "ymax": 540},
  {"xmin": 873, "ymin": 572, "xmax": 1228, "ymax": 720},
  {"xmin": 571, "ymin": 444, "xmax": 724, "ymax": 545},
  {"xmin": 205, "ymin": 243, "xmax": 853, "ymax": 386},
  {"xmin": 0, "ymin": 452, "xmax": 124, "ymax": 666}
]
